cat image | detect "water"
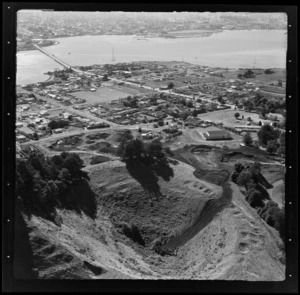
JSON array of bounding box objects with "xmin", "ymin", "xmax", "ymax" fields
[{"xmin": 17, "ymin": 30, "xmax": 287, "ymax": 85}]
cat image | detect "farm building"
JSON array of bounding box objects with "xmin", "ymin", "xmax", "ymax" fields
[{"xmin": 204, "ymin": 130, "xmax": 232, "ymax": 140}]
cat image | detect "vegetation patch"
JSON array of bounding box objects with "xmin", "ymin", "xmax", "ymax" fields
[
  {"xmin": 90, "ymin": 155, "xmax": 111, "ymax": 165},
  {"xmin": 86, "ymin": 133, "xmax": 110, "ymax": 141},
  {"xmin": 16, "ymin": 151, "xmax": 97, "ymax": 222}
]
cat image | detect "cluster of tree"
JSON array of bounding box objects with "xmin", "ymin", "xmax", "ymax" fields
[
  {"xmin": 179, "ymin": 110, "xmax": 191, "ymax": 121},
  {"xmin": 243, "ymin": 93, "xmax": 285, "ymax": 114},
  {"xmin": 53, "ymin": 70, "xmax": 71, "ymax": 81},
  {"xmin": 16, "ymin": 151, "xmax": 93, "ymax": 221},
  {"xmin": 237, "ymin": 69, "xmax": 256, "ymax": 79},
  {"xmin": 257, "ymin": 201, "xmax": 285, "ymax": 240},
  {"xmin": 163, "ymin": 128, "xmax": 182, "ymax": 135},
  {"xmin": 231, "ymin": 161, "xmax": 285, "ymax": 240},
  {"xmin": 177, "ymin": 98, "xmax": 194, "ymax": 108},
  {"xmin": 123, "ymin": 96, "xmax": 138, "ymax": 108},
  {"xmin": 48, "ymin": 119, "xmax": 69, "ymax": 130},
  {"xmin": 264, "ymin": 69, "xmax": 275, "ymax": 74},
  {"xmin": 257, "ymin": 124, "xmax": 284, "ymax": 155},
  {"xmin": 117, "ymin": 136, "xmax": 166, "ymax": 163}
]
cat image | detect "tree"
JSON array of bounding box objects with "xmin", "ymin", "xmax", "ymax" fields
[
  {"xmin": 277, "ymin": 132, "xmax": 285, "ymax": 155},
  {"xmin": 244, "ymin": 132, "xmax": 253, "ymax": 146},
  {"xmin": 234, "ymin": 163, "xmax": 245, "ymax": 173},
  {"xmin": 234, "ymin": 112, "xmax": 240, "ymax": 119},
  {"xmin": 150, "ymin": 97, "xmax": 157, "ymax": 105},
  {"xmin": 192, "ymin": 109, "xmax": 198, "ymax": 117},
  {"xmin": 237, "ymin": 170, "xmax": 252, "ymax": 189},
  {"xmin": 146, "ymin": 139, "xmax": 164, "ymax": 158},
  {"xmin": 121, "ymin": 138, "xmax": 146, "ymax": 161},
  {"xmin": 168, "ymin": 82, "xmax": 174, "ymax": 89},
  {"xmin": 138, "ymin": 127, "xmax": 142, "ymax": 133},
  {"xmin": 264, "ymin": 69, "xmax": 274, "ymax": 74},
  {"xmin": 217, "ymin": 96, "xmax": 224, "ymax": 104},
  {"xmin": 186, "ymin": 101, "xmax": 194, "ymax": 108},
  {"xmin": 251, "ymin": 161, "xmax": 262, "ymax": 174},
  {"xmin": 102, "ymin": 74, "xmax": 109, "ymax": 81},
  {"xmin": 180, "ymin": 110, "xmax": 191, "ymax": 121},
  {"xmin": 48, "ymin": 120, "xmax": 69, "ymax": 130},
  {"xmin": 158, "ymin": 120, "xmax": 164, "ymax": 127},
  {"xmin": 257, "ymin": 124, "xmax": 279, "ymax": 146},
  {"xmin": 246, "ymin": 189, "xmax": 264, "ymax": 208},
  {"xmin": 247, "ymin": 117, "xmax": 252, "ymax": 122},
  {"xmin": 278, "ymin": 79, "xmax": 283, "ymax": 87},
  {"xmin": 266, "ymin": 140, "xmax": 279, "ymax": 154}
]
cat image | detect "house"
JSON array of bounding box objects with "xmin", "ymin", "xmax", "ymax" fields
[
  {"xmin": 16, "ymin": 135, "xmax": 28, "ymax": 143},
  {"xmin": 16, "ymin": 122, "xmax": 23, "ymax": 128},
  {"xmin": 204, "ymin": 130, "xmax": 232, "ymax": 140},
  {"xmin": 40, "ymin": 110, "xmax": 49, "ymax": 116},
  {"xmin": 159, "ymin": 85, "xmax": 169, "ymax": 90},
  {"xmin": 48, "ymin": 94, "xmax": 57, "ymax": 99},
  {"xmin": 35, "ymin": 118, "xmax": 43, "ymax": 124},
  {"xmin": 63, "ymin": 112, "xmax": 72, "ymax": 120},
  {"xmin": 53, "ymin": 128, "xmax": 63, "ymax": 134},
  {"xmin": 18, "ymin": 126, "xmax": 35, "ymax": 137}
]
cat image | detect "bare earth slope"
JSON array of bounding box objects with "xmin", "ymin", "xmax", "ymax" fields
[{"xmin": 17, "ymin": 158, "xmax": 285, "ymax": 280}]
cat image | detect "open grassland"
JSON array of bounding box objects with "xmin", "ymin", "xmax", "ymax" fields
[{"xmin": 73, "ymin": 87, "xmax": 130, "ymax": 104}]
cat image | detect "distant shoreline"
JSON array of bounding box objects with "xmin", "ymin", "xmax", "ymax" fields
[{"xmin": 16, "ymin": 28, "xmax": 286, "ymax": 52}]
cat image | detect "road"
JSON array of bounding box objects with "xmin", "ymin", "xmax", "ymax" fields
[{"xmin": 22, "ymin": 123, "xmax": 150, "ymax": 146}]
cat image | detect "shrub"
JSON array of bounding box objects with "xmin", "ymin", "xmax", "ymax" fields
[
  {"xmin": 246, "ymin": 189, "xmax": 264, "ymax": 208},
  {"xmin": 122, "ymin": 223, "xmax": 145, "ymax": 246},
  {"xmin": 266, "ymin": 139, "xmax": 279, "ymax": 154},
  {"xmin": 244, "ymin": 132, "xmax": 253, "ymax": 146}
]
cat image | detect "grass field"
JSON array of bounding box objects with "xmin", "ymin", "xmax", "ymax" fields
[
  {"xmin": 197, "ymin": 109, "xmax": 261, "ymax": 127},
  {"xmin": 110, "ymin": 84, "xmax": 154, "ymax": 95},
  {"xmin": 73, "ymin": 87, "xmax": 130, "ymax": 104}
]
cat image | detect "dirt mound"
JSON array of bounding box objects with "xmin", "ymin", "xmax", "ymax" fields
[
  {"xmin": 86, "ymin": 133, "xmax": 111, "ymax": 140},
  {"xmin": 87, "ymin": 160, "xmax": 217, "ymax": 247},
  {"xmin": 87, "ymin": 142, "xmax": 117, "ymax": 154}
]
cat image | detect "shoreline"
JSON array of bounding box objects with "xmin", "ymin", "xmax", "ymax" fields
[
  {"xmin": 16, "ymin": 28, "xmax": 286, "ymax": 52},
  {"xmin": 17, "ymin": 40, "xmax": 60, "ymax": 53}
]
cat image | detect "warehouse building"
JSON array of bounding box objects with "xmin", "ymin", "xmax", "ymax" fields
[{"xmin": 204, "ymin": 130, "xmax": 232, "ymax": 140}]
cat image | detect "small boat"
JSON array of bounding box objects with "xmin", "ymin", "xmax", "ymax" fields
[{"xmin": 68, "ymin": 52, "xmax": 71, "ymax": 54}]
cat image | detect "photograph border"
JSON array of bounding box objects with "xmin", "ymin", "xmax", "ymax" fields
[{"xmin": 2, "ymin": 2, "xmax": 298, "ymax": 293}]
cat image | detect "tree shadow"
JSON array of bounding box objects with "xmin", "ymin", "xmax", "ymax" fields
[
  {"xmin": 13, "ymin": 199, "xmax": 39, "ymax": 279},
  {"xmin": 64, "ymin": 180, "xmax": 97, "ymax": 219},
  {"xmin": 125, "ymin": 157, "xmax": 174, "ymax": 200}
]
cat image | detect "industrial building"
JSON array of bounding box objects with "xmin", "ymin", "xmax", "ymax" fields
[{"xmin": 204, "ymin": 130, "xmax": 232, "ymax": 140}]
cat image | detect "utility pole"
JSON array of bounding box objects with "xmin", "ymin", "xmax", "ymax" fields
[
  {"xmin": 253, "ymin": 58, "xmax": 256, "ymax": 69},
  {"xmin": 112, "ymin": 48, "xmax": 115, "ymax": 62}
]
